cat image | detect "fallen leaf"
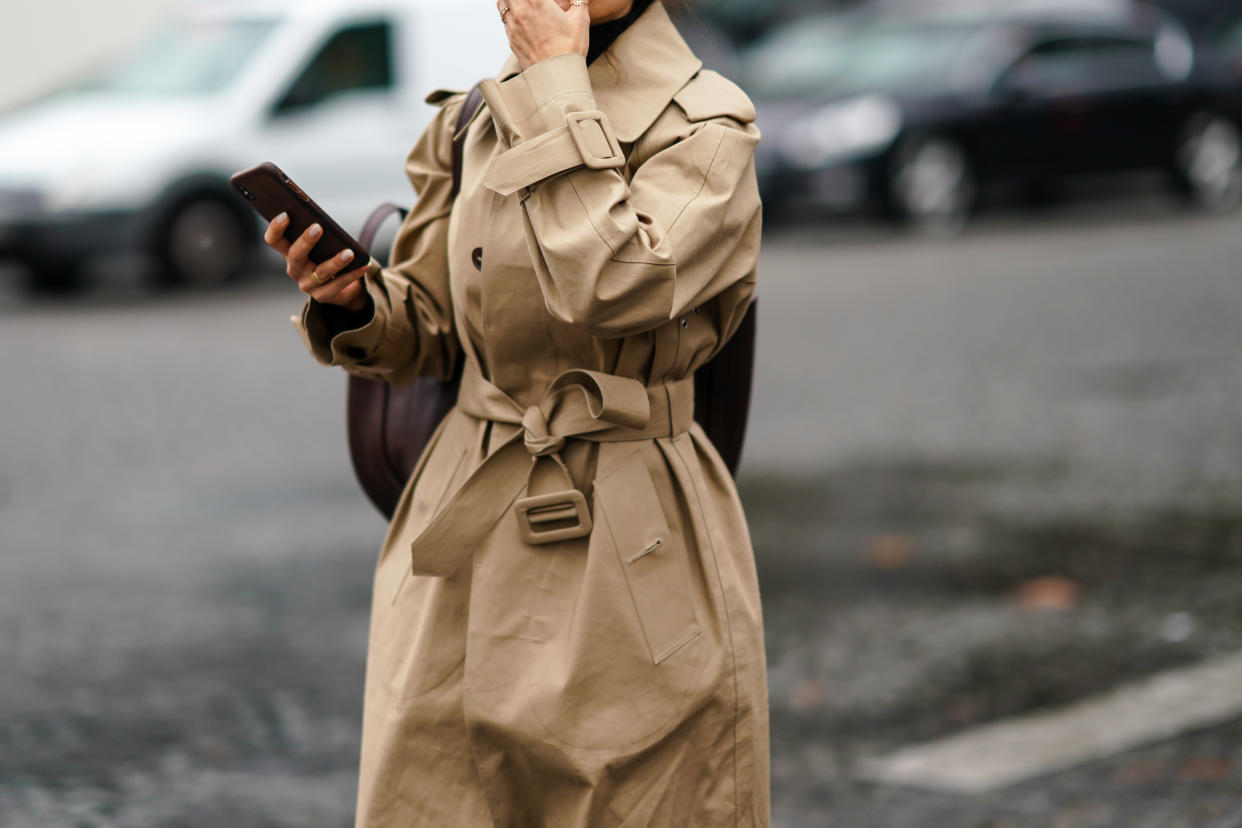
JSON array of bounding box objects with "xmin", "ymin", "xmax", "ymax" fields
[
  {"xmin": 1116, "ymin": 760, "xmax": 1165, "ymax": 785},
  {"xmin": 1012, "ymin": 575, "xmax": 1082, "ymax": 612},
  {"xmin": 790, "ymin": 679, "xmax": 827, "ymax": 712},
  {"xmin": 1177, "ymin": 757, "xmax": 1233, "ymax": 781},
  {"xmin": 865, "ymin": 535, "xmax": 916, "ymax": 570},
  {"xmin": 948, "ymin": 696, "xmax": 979, "ymax": 725}
]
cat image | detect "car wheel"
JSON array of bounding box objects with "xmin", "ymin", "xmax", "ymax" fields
[
  {"xmin": 890, "ymin": 136, "xmax": 976, "ymax": 236},
  {"xmin": 153, "ymin": 196, "xmax": 250, "ymax": 288},
  {"xmin": 1173, "ymin": 111, "xmax": 1242, "ymax": 213}
]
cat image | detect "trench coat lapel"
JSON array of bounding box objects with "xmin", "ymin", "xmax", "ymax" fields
[{"xmin": 490, "ymin": 0, "xmax": 702, "ymax": 142}]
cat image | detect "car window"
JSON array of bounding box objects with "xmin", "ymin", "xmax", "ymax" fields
[
  {"xmin": 1221, "ymin": 18, "xmax": 1242, "ymax": 56},
  {"xmin": 1001, "ymin": 37, "xmax": 1163, "ymax": 96},
  {"xmin": 743, "ymin": 21, "xmax": 981, "ymax": 99},
  {"xmin": 1089, "ymin": 38, "xmax": 1165, "ymax": 87},
  {"xmin": 1002, "ymin": 40, "xmax": 1098, "ymax": 95},
  {"xmin": 1150, "ymin": 0, "xmax": 1236, "ymax": 32},
  {"xmin": 275, "ymin": 22, "xmax": 393, "ymax": 114}
]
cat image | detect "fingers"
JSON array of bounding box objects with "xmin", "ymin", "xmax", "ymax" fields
[
  {"xmin": 552, "ymin": 0, "xmax": 588, "ymax": 16},
  {"xmin": 565, "ymin": 0, "xmax": 589, "ymax": 27},
  {"xmin": 501, "ymin": 0, "xmax": 588, "ymax": 67},
  {"xmin": 504, "ymin": 0, "xmax": 578, "ymax": 19},
  {"xmin": 303, "ymin": 262, "xmax": 370, "ymax": 307},
  {"xmin": 267, "ymin": 215, "xmax": 358, "ymax": 279},
  {"xmin": 285, "ymin": 221, "xmax": 354, "ymax": 285},
  {"xmin": 292, "ymin": 247, "xmax": 358, "ymax": 292},
  {"xmin": 269, "ymin": 211, "xmax": 368, "ymax": 309},
  {"xmin": 286, "ymin": 222, "xmax": 324, "ymax": 276},
  {"xmin": 310, "ymin": 273, "xmax": 370, "ymax": 312},
  {"xmin": 263, "ymin": 212, "xmax": 292, "ymax": 255}
]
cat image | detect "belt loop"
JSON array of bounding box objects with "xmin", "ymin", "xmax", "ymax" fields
[
  {"xmin": 662, "ymin": 383, "xmax": 676, "ymax": 437},
  {"xmin": 666, "ymin": 377, "xmax": 694, "ymax": 437}
]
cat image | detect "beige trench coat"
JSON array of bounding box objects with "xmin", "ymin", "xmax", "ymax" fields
[{"xmin": 294, "ymin": 3, "xmax": 767, "ymax": 825}]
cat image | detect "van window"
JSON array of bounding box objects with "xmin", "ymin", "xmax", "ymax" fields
[
  {"xmin": 88, "ymin": 19, "xmax": 278, "ymax": 96},
  {"xmin": 275, "ymin": 22, "xmax": 393, "ymax": 113}
]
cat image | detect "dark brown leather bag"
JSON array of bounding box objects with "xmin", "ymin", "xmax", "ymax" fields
[{"xmin": 347, "ymin": 84, "xmax": 757, "ymax": 519}]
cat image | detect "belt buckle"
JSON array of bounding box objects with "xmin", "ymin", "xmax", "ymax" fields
[{"xmin": 515, "ymin": 489, "xmax": 593, "ymax": 545}]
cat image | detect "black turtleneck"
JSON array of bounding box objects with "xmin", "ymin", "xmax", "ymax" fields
[{"xmin": 586, "ymin": 0, "xmax": 654, "ymax": 64}]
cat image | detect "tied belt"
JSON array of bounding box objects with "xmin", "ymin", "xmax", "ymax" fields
[{"xmin": 407, "ymin": 362, "xmax": 695, "ymax": 577}]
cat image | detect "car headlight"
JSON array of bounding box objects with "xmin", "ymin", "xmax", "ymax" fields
[{"xmin": 782, "ymin": 95, "xmax": 903, "ymax": 170}]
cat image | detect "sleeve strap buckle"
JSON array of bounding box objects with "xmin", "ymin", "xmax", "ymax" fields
[{"xmin": 566, "ymin": 110, "xmax": 625, "ymax": 170}]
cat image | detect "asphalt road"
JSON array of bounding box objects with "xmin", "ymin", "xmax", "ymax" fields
[{"xmin": 3, "ymin": 192, "xmax": 1242, "ymax": 826}]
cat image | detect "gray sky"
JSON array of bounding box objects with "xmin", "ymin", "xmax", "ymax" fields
[{"xmin": 0, "ymin": 0, "xmax": 172, "ymax": 109}]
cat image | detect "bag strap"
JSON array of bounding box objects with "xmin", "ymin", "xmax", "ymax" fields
[
  {"xmin": 450, "ymin": 84, "xmax": 487, "ymax": 199},
  {"xmin": 357, "ymin": 83, "xmax": 486, "ymax": 253},
  {"xmin": 358, "ymin": 203, "xmax": 406, "ymax": 251}
]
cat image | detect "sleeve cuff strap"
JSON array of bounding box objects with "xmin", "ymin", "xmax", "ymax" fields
[
  {"xmin": 484, "ymin": 109, "xmax": 624, "ymax": 196},
  {"xmin": 520, "ymin": 52, "xmax": 593, "ymax": 109},
  {"xmin": 295, "ymin": 266, "xmax": 386, "ymax": 364},
  {"xmin": 480, "ymin": 52, "xmax": 597, "ymax": 145}
]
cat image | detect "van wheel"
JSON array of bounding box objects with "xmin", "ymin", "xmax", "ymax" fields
[
  {"xmin": 1172, "ymin": 111, "xmax": 1242, "ymax": 213},
  {"xmin": 153, "ymin": 196, "xmax": 251, "ymax": 288},
  {"xmin": 889, "ymin": 136, "xmax": 975, "ymax": 236}
]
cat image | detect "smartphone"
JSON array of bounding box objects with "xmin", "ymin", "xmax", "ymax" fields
[{"xmin": 229, "ymin": 161, "xmax": 369, "ymax": 266}]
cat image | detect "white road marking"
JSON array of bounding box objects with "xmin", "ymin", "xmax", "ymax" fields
[{"xmin": 859, "ymin": 650, "xmax": 1242, "ymax": 795}]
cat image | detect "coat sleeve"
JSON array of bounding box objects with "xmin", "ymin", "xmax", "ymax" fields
[
  {"xmin": 291, "ymin": 94, "xmax": 465, "ymax": 385},
  {"xmin": 478, "ymin": 54, "xmax": 762, "ymax": 339}
]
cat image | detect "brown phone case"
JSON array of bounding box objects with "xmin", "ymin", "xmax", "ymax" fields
[{"xmin": 229, "ymin": 161, "xmax": 369, "ymax": 266}]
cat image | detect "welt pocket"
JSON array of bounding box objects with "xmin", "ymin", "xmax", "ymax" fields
[{"xmin": 594, "ymin": 451, "xmax": 701, "ymax": 665}]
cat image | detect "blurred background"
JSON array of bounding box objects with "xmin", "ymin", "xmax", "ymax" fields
[{"xmin": 3, "ymin": 0, "xmax": 1242, "ymax": 825}]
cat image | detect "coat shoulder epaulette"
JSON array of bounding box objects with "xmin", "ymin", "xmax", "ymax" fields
[
  {"xmin": 424, "ymin": 88, "xmax": 466, "ymax": 106},
  {"xmin": 671, "ymin": 71, "xmax": 756, "ymax": 125}
]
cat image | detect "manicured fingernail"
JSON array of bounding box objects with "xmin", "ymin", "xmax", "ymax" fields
[
  {"xmin": 308, "ymin": 224, "xmax": 322, "ymax": 237},
  {"xmin": 275, "ymin": 212, "xmax": 288, "ymax": 224},
  {"xmin": 339, "ymin": 250, "xmax": 354, "ymax": 263}
]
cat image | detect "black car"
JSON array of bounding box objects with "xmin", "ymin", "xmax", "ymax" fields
[
  {"xmin": 745, "ymin": 0, "xmax": 1242, "ymax": 232},
  {"xmin": 695, "ymin": 0, "xmax": 860, "ymax": 45},
  {"xmin": 1150, "ymin": 0, "xmax": 1242, "ymax": 32}
]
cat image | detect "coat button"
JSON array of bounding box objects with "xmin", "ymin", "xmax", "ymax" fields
[
  {"xmin": 471, "ymin": 247, "xmax": 483, "ymax": 271},
  {"xmin": 680, "ymin": 319, "xmax": 688, "ymax": 328}
]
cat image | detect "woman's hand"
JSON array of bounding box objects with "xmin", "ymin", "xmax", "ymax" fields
[
  {"xmin": 499, "ymin": 0, "xmax": 590, "ymax": 71},
  {"xmin": 264, "ymin": 213, "xmax": 370, "ymax": 312}
]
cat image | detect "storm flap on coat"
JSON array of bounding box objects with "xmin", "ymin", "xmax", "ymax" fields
[{"xmin": 292, "ymin": 2, "xmax": 769, "ymax": 825}]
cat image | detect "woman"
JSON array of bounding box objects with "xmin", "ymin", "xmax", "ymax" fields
[{"xmin": 264, "ymin": 0, "xmax": 767, "ymax": 824}]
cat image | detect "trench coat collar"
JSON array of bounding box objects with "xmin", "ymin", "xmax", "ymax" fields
[{"xmin": 494, "ymin": 1, "xmax": 703, "ymax": 142}]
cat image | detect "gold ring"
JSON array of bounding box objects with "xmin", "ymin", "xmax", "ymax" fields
[
  {"xmin": 499, "ymin": 5, "xmax": 509, "ymax": 22},
  {"xmin": 311, "ymin": 271, "xmax": 323, "ymax": 284},
  {"xmin": 571, "ymin": 0, "xmax": 585, "ymax": 5}
]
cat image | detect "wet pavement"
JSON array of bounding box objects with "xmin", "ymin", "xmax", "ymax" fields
[{"xmin": 3, "ymin": 195, "xmax": 1242, "ymax": 826}]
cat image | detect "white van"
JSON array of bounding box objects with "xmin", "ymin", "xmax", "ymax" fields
[{"xmin": 0, "ymin": 0, "xmax": 507, "ymax": 290}]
